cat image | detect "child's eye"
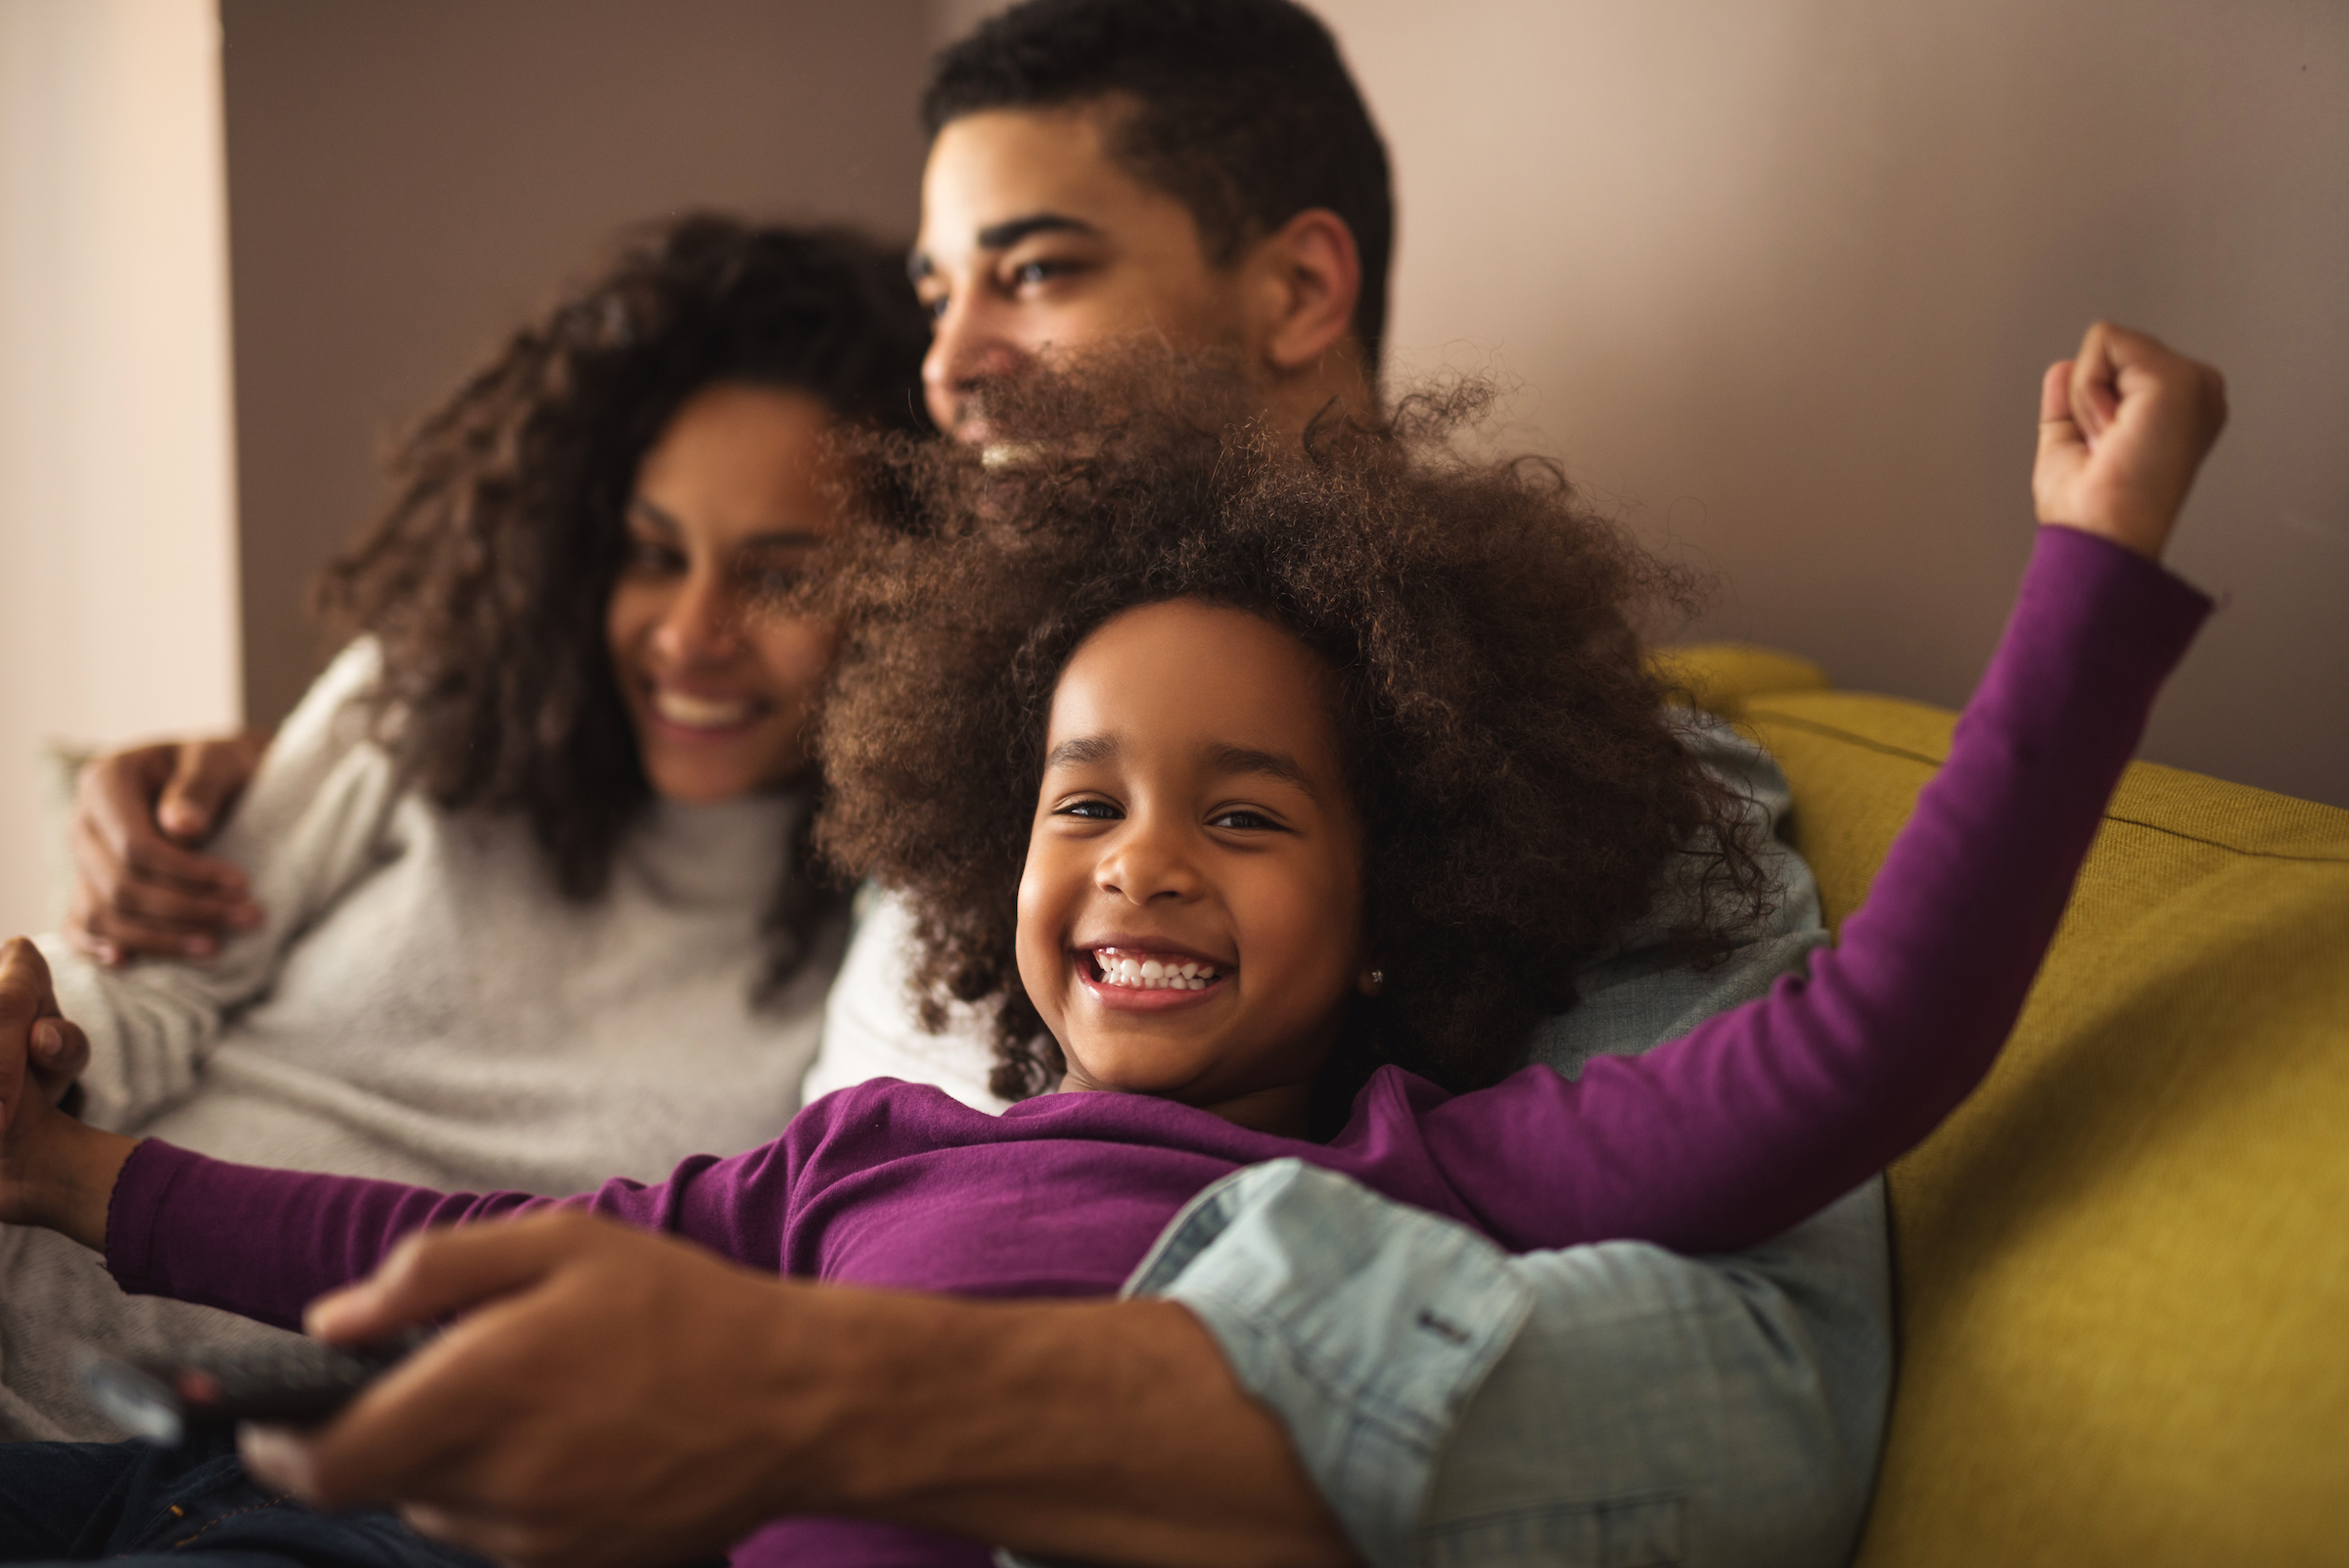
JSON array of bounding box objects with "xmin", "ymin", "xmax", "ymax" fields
[
  {"xmin": 1055, "ymin": 799, "xmax": 1123, "ymax": 821},
  {"xmin": 1209, "ymin": 808, "xmax": 1281, "ymax": 832}
]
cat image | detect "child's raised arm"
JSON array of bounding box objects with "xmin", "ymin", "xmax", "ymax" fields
[{"xmin": 1398, "ymin": 323, "xmax": 2228, "ymax": 1255}]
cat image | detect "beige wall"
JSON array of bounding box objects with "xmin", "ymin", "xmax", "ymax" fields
[
  {"xmin": 0, "ymin": 0, "xmax": 243, "ymax": 935},
  {"xmin": 20, "ymin": 1, "xmax": 2340, "ymax": 837},
  {"xmin": 1313, "ymin": 0, "xmax": 2349, "ymax": 807},
  {"xmin": 223, "ymin": 0, "xmax": 935, "ymax": 728}
]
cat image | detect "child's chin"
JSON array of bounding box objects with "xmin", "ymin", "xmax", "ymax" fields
[{"xmin": 1063, "ymin": 1043, "xmax": 1215, "ymax": 1098}]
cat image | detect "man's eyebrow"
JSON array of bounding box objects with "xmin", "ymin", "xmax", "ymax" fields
[
  {"xmin": 1204, "ymin": 743, "xmax": 1319, "ymax": 799},
  {"xmin": 910, "ymin": 214, "xmax": 1099, "ymax": 284},
  {"xmin": 1044, "ymin": 734, "xmax": 1120, "ymax": 770},
  {"xmin": 976, "ymin": 212, "xmax": 1098, "ymax": 251}
]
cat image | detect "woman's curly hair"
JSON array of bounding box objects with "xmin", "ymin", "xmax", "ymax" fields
[
  {"xmin": 314, "ymin": 212, "xmax": 930, "ymax": 991},
  {"xmin": 811, "ymin": 353, "xmax": 1773, "ymax": 1104}
]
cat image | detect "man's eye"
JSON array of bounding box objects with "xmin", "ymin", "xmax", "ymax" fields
[
  {"xmin": 924, "ymin": 295, "xmax": 949, "ymax": 321},
  {"xmin": 1009, "ymin": 258, "xmax": 1073, "ymax": 289},
  {"xmin": 1055, "ymin": 799, "xmax": 1122, "ymax": 820}
]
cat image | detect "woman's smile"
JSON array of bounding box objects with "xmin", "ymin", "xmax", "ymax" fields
[{"xmin": 642, "ymin": 679, "xmax": 777, "ymax": 740}]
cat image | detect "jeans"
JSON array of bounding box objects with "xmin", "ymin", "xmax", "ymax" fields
[{"xmin": 0, "ymin": 1430, "xmax": 484, "ymax": 1566}]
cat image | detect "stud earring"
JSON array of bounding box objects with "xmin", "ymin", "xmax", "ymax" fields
[{"xmin": 1365, "ymin": 968, "xmax": 1385, "ymax": 992}]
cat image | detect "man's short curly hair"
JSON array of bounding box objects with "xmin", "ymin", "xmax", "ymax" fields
[
  {"xmin": 811, "ymin": 357, "xmax": 1772, "ymax": 1105},
  {"xmin": 922, "ymin": 0, "xmax": 1394, "ymax": 359}
]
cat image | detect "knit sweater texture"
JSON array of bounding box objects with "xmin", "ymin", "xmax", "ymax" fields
[{"xmin": 1, "ymin": 642, "xmax": 841, "ymax": 1438}]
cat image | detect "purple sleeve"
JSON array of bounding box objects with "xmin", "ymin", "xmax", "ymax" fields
[
  {"xmin": 1411, "ymin": 528, "xmax": 2211, "ymax": 1255},
  {"xmin": 104, "ymin": 1136, "xmax": 800, "ymax": 1330}
]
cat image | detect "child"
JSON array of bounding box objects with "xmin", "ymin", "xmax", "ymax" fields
[{"xmin": 0, "ymin": 322, "xmax": 2226, "ymax": 1568}]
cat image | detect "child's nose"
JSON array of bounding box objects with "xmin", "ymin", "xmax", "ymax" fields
[{"xmin": 1096, "ymin": 821, "xmax": 1199, "ymax": 902}]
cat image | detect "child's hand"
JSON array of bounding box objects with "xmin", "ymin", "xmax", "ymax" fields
[
  {"xmin": 0, "ymin": 939, "xmax": 134, "ymax": 1250},
  {"xmin": 2034, "ymin": 322, "xmax": 2228, "ymax": 564}
]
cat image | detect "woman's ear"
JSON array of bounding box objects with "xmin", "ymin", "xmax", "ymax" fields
[{"xmin": 1241, "ymin": 208, "xmax": 1363, "ymax": 375}]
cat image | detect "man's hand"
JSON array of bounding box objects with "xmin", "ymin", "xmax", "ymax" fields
[
  {"xmin": 243, "ymin": 1213, "xmax": 825, "ymax": 1568},
  {"xmin": 0, "ymin": 939, "xmax": 136, "ymax": 1248},
  {"xmin": 2034, "ymin": 321, "xmax": 2229, "ymax": 564},
  {"xmin": 67, "ymin": 731, "xmax": 269, "ymax": 964},
  {"xmin": 243, "ymin": 1213, "xmax": 1356, "ymax": 1568}
]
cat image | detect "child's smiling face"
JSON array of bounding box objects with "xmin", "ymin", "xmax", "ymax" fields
[{"xmin": 1015, "ymin": 599, "xmax": 1372, "ymax": 1133}]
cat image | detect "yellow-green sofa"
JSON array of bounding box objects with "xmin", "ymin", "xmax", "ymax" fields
[{"xmin": 1654, "ymin": 644, "xmax": 2349, "ymax": 1566}]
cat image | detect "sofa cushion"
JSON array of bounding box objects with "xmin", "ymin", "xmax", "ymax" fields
[
  {"xmin": 1647, "ymin": 640, "xmax": 1828, "ymax": 719},
  {"xmin": 1742, "ymin": 688, "xmax": 2349, "ymax": 1566}
]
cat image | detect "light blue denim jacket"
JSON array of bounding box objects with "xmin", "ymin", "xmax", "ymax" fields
[{"xmin": 1123, "ymin": 720, "xmax": 1892, "ymax": 1567}]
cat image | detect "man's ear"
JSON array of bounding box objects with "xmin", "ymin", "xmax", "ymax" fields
[{"xmin": 1243, "ymin": 208, "xmax": 1362, "ymax": 374}]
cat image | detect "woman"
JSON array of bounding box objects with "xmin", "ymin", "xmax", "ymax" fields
[{"xmin": 0, "ymin": 213, "xmax": 930, "ymax": 1440}]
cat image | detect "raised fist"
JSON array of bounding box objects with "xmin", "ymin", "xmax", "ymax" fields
[{"xmin": 2034, "ymin": 322, "xmax": 2228, "ymax": 563}]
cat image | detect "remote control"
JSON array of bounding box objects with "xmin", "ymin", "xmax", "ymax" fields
[{"xmin": 80, "ymin": 1329, "xmax": 433, "ymax": 1446}]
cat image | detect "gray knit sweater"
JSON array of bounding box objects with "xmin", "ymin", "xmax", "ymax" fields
[{"xmin": 4, "ymin": 642, "xmax": 844, "ymax": 1437}]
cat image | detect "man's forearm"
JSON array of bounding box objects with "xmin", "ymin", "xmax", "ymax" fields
[
  {"xmin": 805, "ymin": 1291, "xmax": 1356, "ymax": 1568},
  {"xmin": 1129, "ymin": 1162, "xmax": 1893, "ymax": 1568}
]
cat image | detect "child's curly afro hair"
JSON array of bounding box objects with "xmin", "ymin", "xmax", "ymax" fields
[{"xmin": 810, "ymin": 353, "xmax": 1772, "ymax": 1107}]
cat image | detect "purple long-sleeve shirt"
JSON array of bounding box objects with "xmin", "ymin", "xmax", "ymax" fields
[{"xmin": 101, "ymin": 528, "xmax": 2206, "ymax": 1568}]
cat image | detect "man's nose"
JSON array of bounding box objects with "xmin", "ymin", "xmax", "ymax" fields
[
  {"xmin": 654, "ymin": 572, "xmax": 743, "ymax": 664},
  {"xmin": 924, "ymin": 292, "xmax": 1026, "ymax": 435}
]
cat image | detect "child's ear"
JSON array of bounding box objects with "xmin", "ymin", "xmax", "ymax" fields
[{"xmin": 1356, "ymin": 965, "xmax": 1384, "ymax": 997}]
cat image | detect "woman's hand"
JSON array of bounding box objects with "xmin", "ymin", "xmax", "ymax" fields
[
  {"xmin": 0, "ymin": 939, "xmax": 137, "ymax": 1250},
  {"xmin": 2034, "ymin": 322, "xmax": 2229, "ymax": 564},
  {"xmin": 66, "ymin": 731, "xmax": 269, "ymax": 966}
]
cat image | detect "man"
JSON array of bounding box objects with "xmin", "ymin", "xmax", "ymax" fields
[{"xmin": 58, "ymin": 3, "xmax": 1890, "ymax": 1564}]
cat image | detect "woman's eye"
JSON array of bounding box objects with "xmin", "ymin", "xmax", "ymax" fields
[
  {"xmin": 736, "ymin": 554, "xmax": 809, "ymax": 595},
  {"xmin": 1055, "ymin": 799, "xmax": 1122, "ymax": 821},
  {"xmin": 622, "ymin": 539, "xmax": 684, "ymax": 575}
]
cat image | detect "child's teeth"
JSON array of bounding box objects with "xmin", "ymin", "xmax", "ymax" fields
[{"xmin": 1092, "ymin": 949, "xmax": 1220, "ymax": 990}]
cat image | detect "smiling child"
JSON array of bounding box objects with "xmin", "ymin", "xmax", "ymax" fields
[{"xmin": 0, "ymin": 324, "xmax": 2225, "ymax": 1568}]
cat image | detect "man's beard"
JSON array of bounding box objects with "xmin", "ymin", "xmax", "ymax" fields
[{"xmin": 946, "ymin": 339, "xmax": 1267, "ymax": 467}]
